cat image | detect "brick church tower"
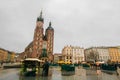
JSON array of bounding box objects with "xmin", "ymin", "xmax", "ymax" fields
[
  {"xmin": 31, "ymin": 11, "xmax": 44, "ymax": 58},
  {"xmin": 45, "ymin": 22, "xmax": 54, "ymax": 61},
  {"xmin": 28, "ymin": 11, "xmax": 54, "ymax": 61}
]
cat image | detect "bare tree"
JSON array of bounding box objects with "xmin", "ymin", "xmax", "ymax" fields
[{"xmin": 87, "ymin": 50, "xmax": 99, "ymax": 62}]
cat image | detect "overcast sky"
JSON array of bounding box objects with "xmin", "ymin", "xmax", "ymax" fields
[{"xmin": 0, "ymin": 0, "xmax": 120, "ymax": 53}]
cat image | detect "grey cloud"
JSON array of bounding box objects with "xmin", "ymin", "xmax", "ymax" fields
[{"xmin": 0, "ymin": 0, "xmax": 120, "ymax": 53}]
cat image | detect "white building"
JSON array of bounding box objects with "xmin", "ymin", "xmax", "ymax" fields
[
  {"xmin": 72, "ymin": 46, "xmax": 84, "ymax": 63},
  {"xmin": 53, "ymin": 53, "xmax": 62, "ymax": 63},
  {"xmin": 84, "ymin": 47, "xmax": 110, "ymax": 63},
  {"xmin": 62, "ymin": 45, "xmax": 84, "ymax": 64},
  {"xmin": 97, "ymin": 47, "xmax": 110, "ymax": 62}
]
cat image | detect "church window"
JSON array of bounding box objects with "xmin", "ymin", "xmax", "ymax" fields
[
  {"xmin": 36, "ymin": 42, "xmax": 38, "ymax": 45},
  {"xmin": 36, "ymin": 37, "xmax": 38, "ymax": 40},
  {"xmin": 37, "ymin": 33, "xmax": 39, "ymax": 36}
]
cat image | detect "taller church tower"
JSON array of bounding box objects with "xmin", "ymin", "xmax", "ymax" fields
[{"xmin": 32, "ymin": 11, "xmax": 44, "ymax": 58}]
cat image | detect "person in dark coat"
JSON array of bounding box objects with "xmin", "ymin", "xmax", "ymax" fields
[
  {"xmin": 1, "ymin": 61, "xmax": 3, "ymax": 67},
  {"xmin": 42, "ymin": 59, "xmax": 49, "ymax": 76}
]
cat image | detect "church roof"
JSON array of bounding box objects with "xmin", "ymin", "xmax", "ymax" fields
[{"xmin": 46, "ymin": 22, "xmax": 54, "ymax": 30}]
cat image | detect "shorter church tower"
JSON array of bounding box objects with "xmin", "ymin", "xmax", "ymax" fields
[{"xmin": 45, "ymin": 22, "xmax": 54, "ymax": 61}]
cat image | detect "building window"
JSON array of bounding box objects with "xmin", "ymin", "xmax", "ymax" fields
[
  {"xmin": 119, "ymin": 56, "xmax": 120, "ymax": 59},
  {"xmin": 67, "ymin": 56, "xmax": 68, "ymax": 59},
  {"xmin": 70, "ymin": 56, "xmax": 72, "ymax": 59}
]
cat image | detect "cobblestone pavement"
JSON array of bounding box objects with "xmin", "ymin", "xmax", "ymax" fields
[
  {"xmin": 0, "ymin": 66, "xmax": 120, "ymax": 80},
  {"xmin": 51, "ymin": 67, "xmax": 120, "ymax": 80}
]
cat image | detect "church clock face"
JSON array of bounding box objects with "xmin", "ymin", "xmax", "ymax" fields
[{"xmin": 37, "ymin": 22, "xmax": 43, "ymax": 27}]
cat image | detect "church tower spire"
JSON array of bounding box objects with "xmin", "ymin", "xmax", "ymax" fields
[
  {"xmin": 49, "ymin": 21, "xmax": 51, "ymax": 27},
  {"xmin": 40, "ymin": 11, "xmax": 42, "ymax": 18},
  {"xmin": 37, "ymin": 11, "xmax": 44, "ymax": 22}
]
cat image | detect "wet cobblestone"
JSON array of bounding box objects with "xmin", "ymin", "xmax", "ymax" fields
[{"xmin": 0, "ymin": 66, "xmax": 120, "ymax": 80}]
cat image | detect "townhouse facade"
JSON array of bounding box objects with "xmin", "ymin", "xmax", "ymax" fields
[
  {"xmin": 62, "ymin": 45, "xmax": 84, "ymax": 63},
  {"xmin": 0, "ymin": 48, "xmax": 15, "ymax": 62},
  {"xmin": 84, "ymin": 47, "xmax": 120, "ymax": 63}
]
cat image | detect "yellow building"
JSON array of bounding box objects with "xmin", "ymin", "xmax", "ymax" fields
[
  {"xmin": 117, "ymin": 47, "xmax": 120, "ymax": 62},
  {"xmin": 0, "ymin": 48, "xmax": 16, "ymax": 63},
  {"xmin": 108, "ymin": 47, "xmax": 120, "ymax": 62},
  {"xmin": 10, "ymin": 52, "xmax": 15, "ymax": 62},
  {"xmin": 0, "ymin": 49, "xmax": 4, "ymax": 61},
  {"xmin": 0, "ymin": 48, "xmax": 8, "ymax": 62}
]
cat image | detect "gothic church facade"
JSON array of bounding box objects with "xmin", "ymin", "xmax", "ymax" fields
[{"xmin": 24, "ymin": 12, "xmax": 54, "ymax": 61}]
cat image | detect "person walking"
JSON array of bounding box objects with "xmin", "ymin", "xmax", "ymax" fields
[
  {"xmin": 1, "ymin": 61, "xmax": 3, "ymax": 66},
  {"xmin": 42, "ymin": 59, "xmax": 49, "ymax": 76}
]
